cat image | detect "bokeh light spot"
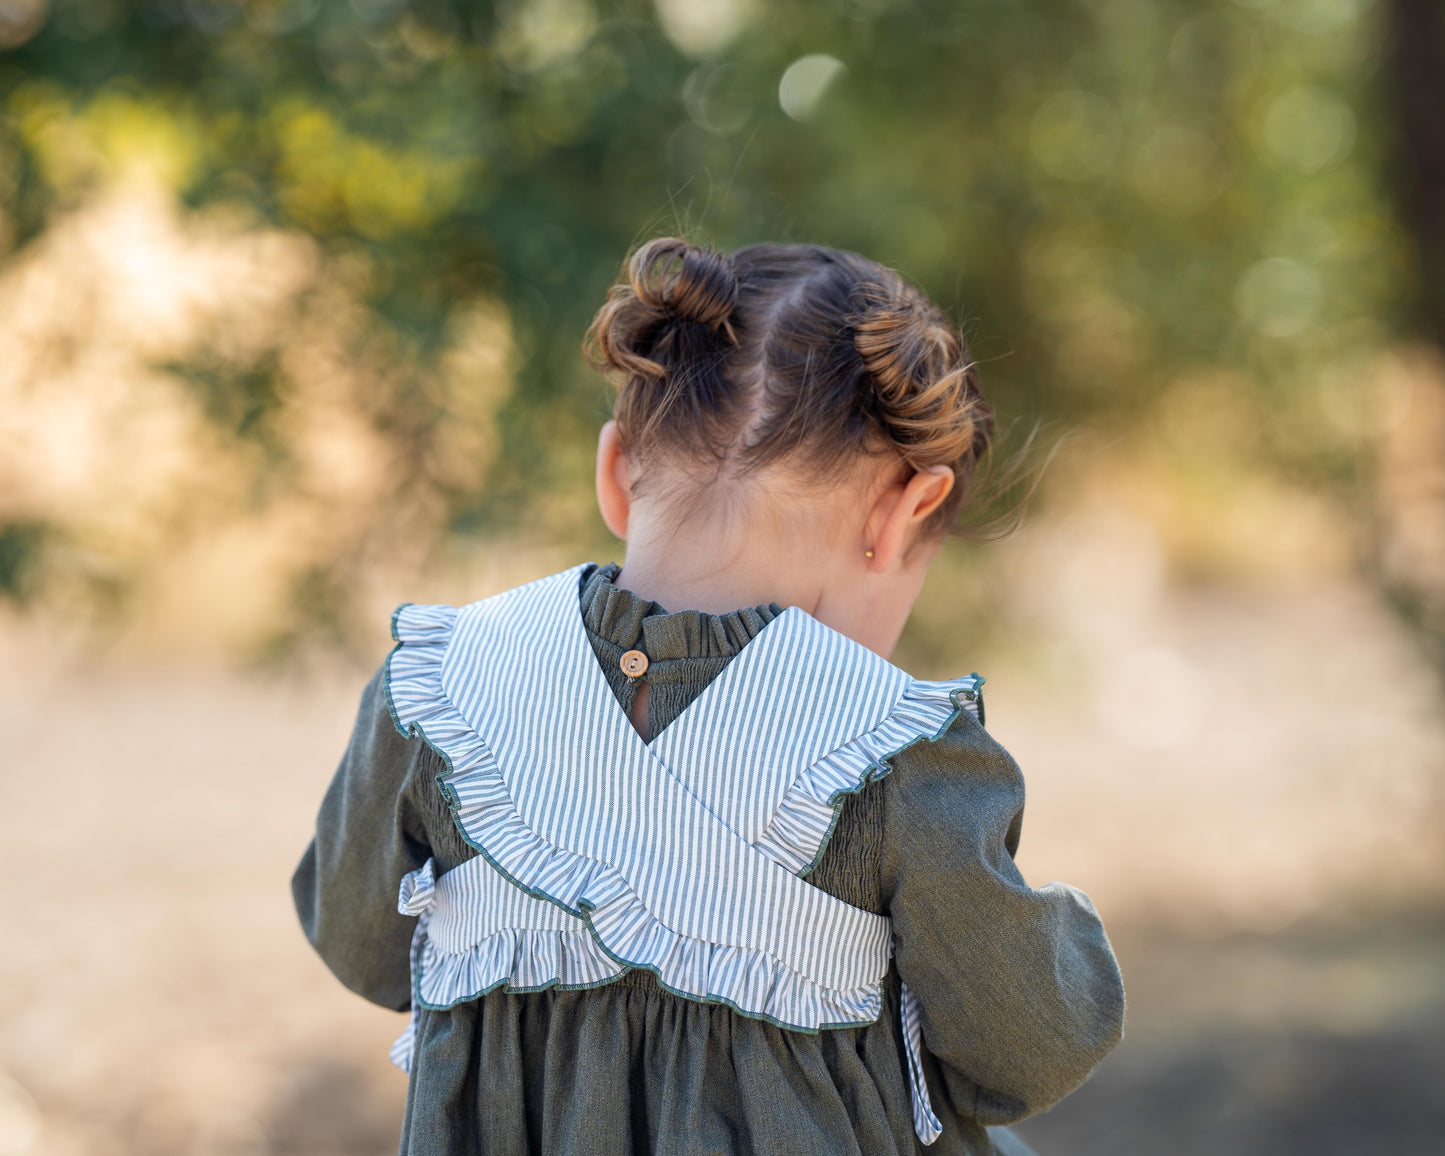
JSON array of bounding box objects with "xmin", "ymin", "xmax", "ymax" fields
[
  {"xmin": 1235, "ymin": 256, "xmax": 1321, "ymax": 337},
  {"xmin": 0, "ymin": 0, "xmax": 48, "ymax": 47},
  {"xmin": 682, "ymin": 63, "xmax": 753, "ymax": 135},
  {"xmin": 654, "ymin": 0, "xmax": 753, "ymax": 58},
  {"xmin": 778, "ymin": 54, "xmax": 845, "ymax": 122},
  {"xmin": 1263, "ymin": 85, "xmax": 1356, "ymax": 172},
  {"xmin": 497, "ymin": 0, "xmax": 597, "ymax": 72}
]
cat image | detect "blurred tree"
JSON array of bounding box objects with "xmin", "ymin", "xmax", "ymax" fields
[
  {"xmin": 1378, "ymin": 0, "xmax": 1445, "ymax": 666},
  {"xmin": 0, "ymin": 0, "xmax": 1411, "ymax": 654},
  {"xmin": 1386, "ymin": 0, "xmax": 1444, "ymax": 349}
]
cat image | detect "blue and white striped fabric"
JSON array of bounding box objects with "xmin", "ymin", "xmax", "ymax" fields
[
  {"xmin": 644, "ymin": 608, "xmax": 909, "ymax": 844},
  {"xmin": 385, "ymin": 564, "xmax": 985, "ymax": 1145},
  {"xmin": 901, "ymin": 982, "xmax": 946, "ymax": 1143}
]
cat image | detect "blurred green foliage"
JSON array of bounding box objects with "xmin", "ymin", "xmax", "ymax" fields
[{"xmin": 0, "ymin": 0, "xmax": 1411, "ymax": 641}]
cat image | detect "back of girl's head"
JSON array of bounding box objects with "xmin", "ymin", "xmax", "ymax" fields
[{"xmin": 585, "ymin": 237, "xmax": 995, "ymax": 537}]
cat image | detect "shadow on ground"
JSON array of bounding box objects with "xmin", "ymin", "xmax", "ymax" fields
[
  {"xmin": 1017, "ymin": 1016, "xmax": 1445, "ymax": 1155},
  {"xmin": 1016, "ymin": 916, "xmax": 1445, "ymax": 1156}
]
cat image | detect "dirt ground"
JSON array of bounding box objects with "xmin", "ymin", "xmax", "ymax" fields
[
  {"xmin": 1014, "ymin": 919, "xmax": 1445, "ymax": 1155},
  {"xmin": 2, "ymin": 566, "xmax": 1443, "ymax": 1155}
]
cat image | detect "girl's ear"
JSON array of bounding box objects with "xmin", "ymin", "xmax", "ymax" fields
[
  {"xmin": 865, "ymin": 464, "xmax": 954, "ymax": 572},
  {"xmin": 596, "ymin": 421, "xmax": 633, "ymax": 540}
]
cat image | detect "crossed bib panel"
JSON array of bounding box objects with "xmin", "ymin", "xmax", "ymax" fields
[{"xmin": 386, "ymin": 565, "xmax": 985, "ymax": 1144}]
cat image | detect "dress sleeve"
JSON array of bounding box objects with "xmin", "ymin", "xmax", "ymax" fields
[
  {"xmin": 291, "ymin": 663, "xmax": 433, "ymax": 1012},
  {"xmin": 879, "ymin": 708, "xmax": 1125, "ymax": 1127}
]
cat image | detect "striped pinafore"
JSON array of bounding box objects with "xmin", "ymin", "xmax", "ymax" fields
[{"xmin": 384, "ymin": 565, "xmax": 985, "ymax": 1146}]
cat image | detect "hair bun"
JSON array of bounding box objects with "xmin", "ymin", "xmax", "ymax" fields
[
  {"xmin": 584, "ymin": 237, "xmax": 744, "ymax": 459},
  {"xmin": 628, "ymin": 237, "xmax": 738, "ymax": 332},
  {"xmin": 852, "ymin": 299, "xmax": 926, "ymax": 401},
  {"xmin": 850, "ymin": 281, "xmax": 985, "ymax": 464}
]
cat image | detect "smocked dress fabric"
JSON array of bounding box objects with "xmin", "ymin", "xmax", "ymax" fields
[{"xmin": 292, "ymin": 563, "xmax": 1126, "ymax": 1156}]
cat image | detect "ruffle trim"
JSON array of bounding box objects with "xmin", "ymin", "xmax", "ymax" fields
[
  {"xmin": 385, "ymin": 602, "xmax": 888, "ymax": 1036},
  {"xmin": 390, "ymin": 860, "xmax": 629, "ymax": 1073},
  {"xmin": 387, "ymin": 859, "xmax": 884, "ymax": 1075},
  {"xmin": 755, "ymin": 676, "xmax": 985, "ymax": 876},
  {"xmin": 414, "ymin": 919, "xmax": 883, "ymax": 1026},
  {"xmin": 418, "ymin": 925, "xmax": 625, "ymax": 1005},
  {"xmin": 390, "ymin": 920, "xmax": 885, "ymax": 1073}
]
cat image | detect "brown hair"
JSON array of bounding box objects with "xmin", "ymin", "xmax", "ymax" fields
[{"xmin": 585, "ymin": 237, "xmax": 997, "ymax": 537}]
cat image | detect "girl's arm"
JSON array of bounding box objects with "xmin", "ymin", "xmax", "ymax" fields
[
  {"xmin": 291, "ymin": 665, "xmax": 432, "ymax": 1012},
  {"xmin": 881, "ymin": 709, "xmax": 1125, "ymax": 1126}
]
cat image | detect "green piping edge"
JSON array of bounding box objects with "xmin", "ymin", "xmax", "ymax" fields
[
  {"xmin": 384, "ymin": 629, "xmax": 593, "ymax": 923},
  {"xmin": 798, "ymin": 676, "xmax": 986, "ymax": 879}
]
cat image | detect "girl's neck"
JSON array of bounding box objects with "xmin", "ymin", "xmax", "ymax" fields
[
  {"xmin": 602, "ymin": 463, "xmax": 934, "ymax": 661},
  {"xmin": 612, "ymin": 550, "xmax": 818, "ymax": 619},
  {"xmin": 612, "ymin": 511, "xmax": 829, "ymax": 618}
]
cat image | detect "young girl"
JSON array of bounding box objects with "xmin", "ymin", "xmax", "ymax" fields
[{"xmin": 293, "ymin": 238, "xmax": 1125, "ymax": 1156}]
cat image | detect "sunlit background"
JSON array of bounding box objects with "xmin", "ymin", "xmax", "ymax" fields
[{"xmin": 2, "ymin": 0, "xmax": 1443, "ymax": 1152}]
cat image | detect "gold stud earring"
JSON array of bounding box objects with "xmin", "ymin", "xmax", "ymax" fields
[{"xmin": 864, "ymin": 549, "xmax": 875, "ymax": 559}]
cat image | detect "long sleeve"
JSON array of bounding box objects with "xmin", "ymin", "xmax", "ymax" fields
[
  {"xmin": 880, "ymin": 708, "xmax": 1125, "ymax": 1128},
  {"xmin": 291, "ymin": 664, "xmax": 433, "ymax": 1012}
]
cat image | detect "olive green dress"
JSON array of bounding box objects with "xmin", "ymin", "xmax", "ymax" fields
[{"xmin": 292, "ymin": 564, "xmax": 1124, "ymax": 1156}]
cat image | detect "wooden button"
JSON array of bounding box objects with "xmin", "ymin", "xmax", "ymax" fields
[{"xmin": 619, "ymin": 649, "xmax": 649, "ymax": 678}]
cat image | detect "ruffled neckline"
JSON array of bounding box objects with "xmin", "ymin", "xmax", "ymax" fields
[{"xmin": 579, "ymin": 563, "xmax": 785, "ymax": 662}]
